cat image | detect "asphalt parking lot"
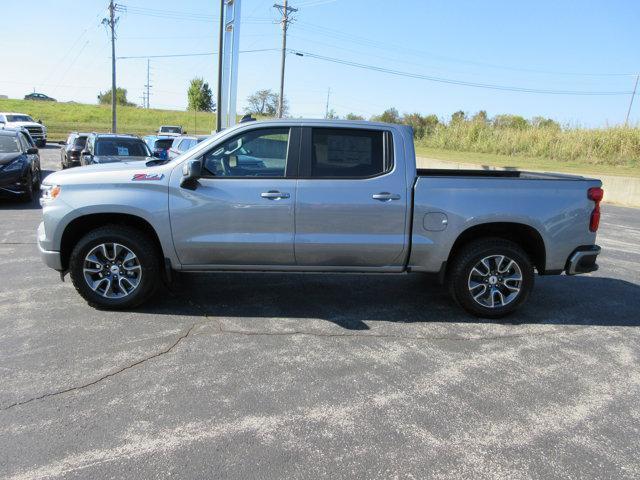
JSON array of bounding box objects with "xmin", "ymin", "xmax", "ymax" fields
[{"xmin": 1, "ymin": 145, "xmax": 639, "ymax": 479}]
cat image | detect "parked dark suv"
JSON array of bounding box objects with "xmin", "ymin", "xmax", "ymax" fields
[
  {"xmin": 60, "ymin": 132, "xmax": 89, "ymax": 169},
  {"xmin": 80, "ymin": 133, "xmax": 152, "ymax": 165},
  {"xmin": 0, "ymin": 128, "xmax": 41, "ymax": 201}
]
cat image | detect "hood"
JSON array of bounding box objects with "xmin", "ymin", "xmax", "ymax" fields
[
  {"xmin": 0, "ymin": 152, "xmax": 24, "ymax": 166},
  {"xmin": 44, "ymin": 158, "xmax": 170, "ymax": 186},
  {"xmin": 6, "ymin": 121, "xmax": 44, "ymax": 129},
  {"xmin": 93, "ymin": 155, "xmax": 152, "ymax": 164}
]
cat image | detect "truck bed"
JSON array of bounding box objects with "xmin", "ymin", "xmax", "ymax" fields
[{"xmin": 417, "ymin": 168, "xmax": 593, "ymax": 181}]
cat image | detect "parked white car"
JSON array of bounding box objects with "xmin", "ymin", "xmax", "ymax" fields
[{"xmin": 0, "ymin": 112, "xmax": 47, "ymax": 147}]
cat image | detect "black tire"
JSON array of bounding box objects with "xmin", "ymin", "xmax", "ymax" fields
[
  {"xmin": 32, "ymin": 164, "xmax": 41, "ymax": 191},
  {"xmin": 447, "ymin": 238, "xmax": 534, "ymax": 319},
  {"xmin": 69, "ymin": 225, "xmax": 161, "ymax": 309},
  {"xmin": 21, "ymin": 171, "xmax": 34, "ymax": 202}
]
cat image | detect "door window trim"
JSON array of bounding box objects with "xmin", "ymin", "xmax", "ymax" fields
[
  {"xmin": 198, "ymin": 127, "xmax": 300, "ymax": 180},
  {"xmin": 298, "ymin": 127, "xmax": 394, "ymax": 180}
]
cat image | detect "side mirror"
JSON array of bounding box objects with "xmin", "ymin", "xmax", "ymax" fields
[
  {"xmin": 27, "ymin": 147, "xmax": 39, "ymax": 154},
  {"xmin": 180, "ymin": 159, "xmax": 202, "ymax": 190},
  {"xmin": 81, "ymin": 150, "xmax": 92, "ymax": 161}
]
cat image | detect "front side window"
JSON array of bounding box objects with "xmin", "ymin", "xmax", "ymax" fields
[
  {"xmin": 74, "ymin": 136, "xmax": 88, "ymax": 148},
  {"xmin": 311, "ymin": 128, "xmax": 389, "ymax": 178},
  {"xmin": 202, "ymin": 128, "xmax": 289, "ymax": 178},
  {"xmin": 0, "ymin": 136, "xmax": 20, "ymax": 153}
]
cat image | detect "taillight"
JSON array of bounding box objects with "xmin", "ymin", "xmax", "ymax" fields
[{"xmin": 588, "ymin": 187, "xmax": 603, "ymax": 232}]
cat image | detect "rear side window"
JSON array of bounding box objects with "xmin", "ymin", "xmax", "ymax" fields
[
  {"xmin": 310, "ymin": 128, "xmax": 389, "ymax": 178},
  {"xmin": 74, "ymin": 136, "xmax": 87, "ymax": 148}
]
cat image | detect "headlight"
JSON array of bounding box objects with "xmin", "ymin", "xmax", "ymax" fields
[
  {"xmin": 40, "ymin": 184, "xmax": 61, "ymax": 203},
  {"xmin": 3, "ymin": 159, "xmax": 25, "ymax": 172}
]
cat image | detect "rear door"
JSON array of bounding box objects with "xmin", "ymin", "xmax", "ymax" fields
[
  {"xmin": 295, "ymin": 126, "xmax": 409, "ymax": 268},
  {"xmin": 170, "ymin": 127, "xmax": 300, "ymax": 266}
]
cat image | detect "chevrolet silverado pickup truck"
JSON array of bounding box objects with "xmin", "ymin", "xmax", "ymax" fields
[{"xmin": 37, "ymin": 119, "xmax": 603, "ymax": 318}]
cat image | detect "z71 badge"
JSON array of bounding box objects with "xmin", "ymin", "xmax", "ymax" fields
[{"xmin": 132, "ymin": 173, "xmax": 165, "ymax": 181}]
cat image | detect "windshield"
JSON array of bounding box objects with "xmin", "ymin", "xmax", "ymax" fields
[
  {"xmin": 160, "ymin": 126, "xmax": 181, "ymax": 133},
  {"xmin": 74, "ymin": 136, "xmax": 88, "ymax": 148},
  {"xmin": 0, "ymin": 136, "xmax": 20, "ymax": 153},
  {"xmin": 155, "ymin": 138, "xmax": 173, "ymax": 150},
  {"xmin": 6, "ymin": 115, "xmax": 34, "ymax": 123},
  {"xmin": 95, "ymin": 138, "xmax": 150, "ymax": 157}
]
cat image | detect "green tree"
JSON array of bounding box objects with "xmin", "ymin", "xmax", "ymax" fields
[
  {"xmin": 373, "ymin": 107, "xmax": 401, "ymax": 124},
  {"xmin": 471, "ymin": 110, "xmax": 488, "ymax": 123},
  {"xmin": 451, "ymin": 110, "xmax": 467, "ymax": 124},
  {"xmin": 345, "ymin": 113, "xmax": 364, "ymax": 120},
  {"xmin": 493, "ymin": 114, "xmax": 529, "ymax": 129},
  {"xmin": 531, "ymin": 116, "xmax": 561, "ymax": 130},
  {"xmin": 97, "ymin": 87, "xmax": 134, "ymax": 107},
  {"xmin": 187, "ymin": 78, "xmax": 214, "ymax": 112},
  {"xmin": 325, "ymin": 109, "xmax": 339, "ymax": 119},
  {"xmin": 245, "ymin": 89, "xmax": 288, "ymax": 117}
]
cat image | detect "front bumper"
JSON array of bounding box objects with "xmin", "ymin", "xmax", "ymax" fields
[
  {"xmin": 37, "ymin": 222, "xmax": 62, "ymax": 270},
  {"xmin": 565, "ymin": 245, "xmax": 601, "ymax": 275}
]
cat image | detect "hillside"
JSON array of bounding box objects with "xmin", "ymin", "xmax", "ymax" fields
[{"xmin": 0, "ymin": 99, "xmax": 217, "ymax": 141}]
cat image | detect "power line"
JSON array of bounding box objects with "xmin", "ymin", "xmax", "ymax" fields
[
  {"xmin": 116, "ymin": 48, "xmax": 279, "ymax": 60},
  {"xmin": 290, "ymin": 50, "xmax": 636, "ymax": 96},
  {"xmin": 295, "ymin": 20, "xmax": 638, "ymax": 78}
]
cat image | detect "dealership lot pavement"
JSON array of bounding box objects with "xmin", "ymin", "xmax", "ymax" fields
[{"xmin": 1, "ymin": 146, "xmax": 639, "ymax": 479}]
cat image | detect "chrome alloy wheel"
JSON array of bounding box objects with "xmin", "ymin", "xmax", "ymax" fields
[
  {"xmin": 82, "ymin": 243, "xmax": 142, "ymax": 299},
  {"xmin": 467, "ymin": 255, "xmax": 523, "ymax": 309}
]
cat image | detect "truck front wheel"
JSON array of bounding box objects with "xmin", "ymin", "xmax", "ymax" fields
[
  {"xmin": 447, "ymin": 238, "xmax": 534, "ymax": 319},
  {"xmin": 69, "ymin": 225, "xmax": 160, "ymax": 309}
]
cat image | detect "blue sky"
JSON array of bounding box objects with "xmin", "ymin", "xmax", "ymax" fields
[{"xmin": 2, "ymin": 0, "xmax": 638, "ymax": 126}]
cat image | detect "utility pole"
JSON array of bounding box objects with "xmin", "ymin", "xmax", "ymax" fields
[
  {"xmin": 216, "ymin": 0, "xmax": 225, "ymax": 132},
  {"xmin": 625, "ymin": 74, "xmax": 639, "ymax": 126},
  {"xmin": 325, "ymin": 87, "xmax": 331, "ymax": 118},
  {"xmin": 144, "ymin": 58, "xmax": 151, "ymax": 109},
  {"xmin": 103, "ymin": 1, "xmax": 119, "ymax": 132},
  {"xmin": 274, "ymin": 1, "xmax": 297, "ymax": 118}
]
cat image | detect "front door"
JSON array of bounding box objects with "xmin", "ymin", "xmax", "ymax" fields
[
  {"xmin": 169, "ymin": 127, "xmax": 299, "ymax": 267},
  {"xmin": 295, "ymin": 127, "xmax": 409, "ymax": 268}
]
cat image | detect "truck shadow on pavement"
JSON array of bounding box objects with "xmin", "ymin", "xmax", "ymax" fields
[{"xmin": 155, "ymin": 272, "xmax": 640, "ymax": 330}]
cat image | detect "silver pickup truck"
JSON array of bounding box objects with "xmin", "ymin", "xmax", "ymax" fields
[{"xmin": 37, "ymin": 119, "xmax": 603, "ymax": 318}]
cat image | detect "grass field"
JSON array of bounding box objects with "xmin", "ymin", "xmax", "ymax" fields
[
  {"xmin": 415, "ymin": 146, "xmax": 640, "ymax": 177},
  {"xmin": 415, "ymin": 120, "xmax": 640, "ymax": 177},
  {"xmin": 0, "ymin": 98, "xmax": 217, "ymax": 141}
]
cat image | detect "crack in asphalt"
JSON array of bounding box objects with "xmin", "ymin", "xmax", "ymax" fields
[{"xmin": 1, "ymin": 323, "xmax": 196, "ymax": 411}]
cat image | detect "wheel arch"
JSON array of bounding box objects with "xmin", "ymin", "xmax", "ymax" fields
[
  {"xmin": 446, "ymin": 222, "xmax": 547, "ymax": 274},
  {"xmin": 60, "ymin": 213, "xmax": 164, "ymax": 271}
]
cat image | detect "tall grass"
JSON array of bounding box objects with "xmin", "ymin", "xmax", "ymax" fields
[{"xmin": 417, "ymin": 120, "xmax": 640, "ymax": 167}]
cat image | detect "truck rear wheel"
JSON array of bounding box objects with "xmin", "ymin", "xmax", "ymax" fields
[
  {"xmin": 69, "ymin": 225, "xmax": 160, "ymax": 309},
  {"xmin": 447, "ymin": 238, "xmax": 534, "ymax": 319}
]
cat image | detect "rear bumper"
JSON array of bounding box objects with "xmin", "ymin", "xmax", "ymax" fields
[{"xmin": 565, "ymin": 245, "xmax": 600, "ymax": 275}]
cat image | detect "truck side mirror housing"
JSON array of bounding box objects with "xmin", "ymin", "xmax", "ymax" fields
[{"xmin": 180, "ymin": 159, "xmax": 202, "ymax": 190}]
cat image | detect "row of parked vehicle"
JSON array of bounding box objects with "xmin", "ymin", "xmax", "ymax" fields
[
  {"xmin": 60, "ymin": 127, "xmax": 209, "ymax": 169},
  {"xmin": 0, "ymin": 126, "xmax": 42, "ymax": 201}
]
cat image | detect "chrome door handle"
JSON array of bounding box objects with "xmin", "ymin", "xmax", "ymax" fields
[
  {"xmin": 261, "ymin": 190, "xmax": 290, "ymax": 200},
  {"xmin": 372, "ymin": 192, "xmax": 401, "ymax": 201}
]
